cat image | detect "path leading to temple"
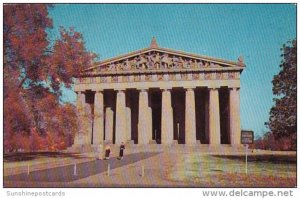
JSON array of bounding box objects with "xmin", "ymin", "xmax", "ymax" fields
[{"xmin": 4, "ymin": 146, "xmax": 296, "ymax": 187}]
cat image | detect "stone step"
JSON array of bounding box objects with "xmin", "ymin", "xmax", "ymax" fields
[{"xmin": 65, "ymin": 143, "xmax": 245, "ymax": 154}]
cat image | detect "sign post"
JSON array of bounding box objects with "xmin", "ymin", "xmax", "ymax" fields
[
  {"xmin": 107, "ymin": 164, "xmax": 110, "ymax": 176},
  {"xmin": 245, "ymin": 144, "xmax": 248, "ymax": 174},
  {"xmin": 27, "ymin": 164, "xmax": 30, "ymax": 175},
  {"xmin": 74, "ymin": 163, "xmax": 77, "ymax": 176},
  {"xmin": 241, "ymin": 130, "xmax": 254, "ymax": 175}
]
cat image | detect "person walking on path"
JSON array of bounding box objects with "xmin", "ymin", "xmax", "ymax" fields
[
  {"xmin": 104, "ymin": 145, "xmax": 111, "ymax": 160},
  {"xmin": 118, "ymin": 142, "xmax": 125, "ymax": 160}
]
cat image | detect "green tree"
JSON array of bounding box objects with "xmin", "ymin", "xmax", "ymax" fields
[{"xmin": 265, "ymin": 39, "xmax": 296, "ymax": 150}]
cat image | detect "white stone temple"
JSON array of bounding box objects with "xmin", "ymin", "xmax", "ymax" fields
[{"xmin": 72, "ymin": 37, "xmax": 245, "ymax": 149}]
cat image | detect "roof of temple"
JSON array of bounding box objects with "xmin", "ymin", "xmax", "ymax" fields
[{"xmin": 83, "ymin": 37, "xmax": 245, "ymax": 73}]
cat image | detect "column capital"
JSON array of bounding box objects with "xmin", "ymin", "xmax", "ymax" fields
[
  {"xmin": 161, "ymin": 88, "xmax": 171, "ymax": 92},
  {"xmin": 208, "ymin": 87, "xmax": 219, "ymax": 90},
  {"xmin": 137, "ymin": 88, "xmax": 149, "ymax": 92},
  {"xmin": 229, "ymin": 87, "xmax": 240, "ymax": 91},
  {"xmin": 185, "ymin": 86, "xmax": 196, "ymax": 91},
  {"xmin": 76, "ymin": 91, "xmax": 87, "ymax": 95},
  {"xmin": 115, "ymin": 89, "xmax": 125, "ymax": 92},
  {"xmin": 207, "ymin": 85, "xmax": 220, "ymax": 90},
  {"xmin": 160, "ymin": 86, "xmax": 172, "ymax": 91},
  {"xmin": 92, "ymin": 89, "xmax": 103, "ymax": 92}
]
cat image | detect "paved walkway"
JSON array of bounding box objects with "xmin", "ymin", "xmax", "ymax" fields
[{"xmin": 4, "ymin": 152, "xmax": 160, "ymax": 183}]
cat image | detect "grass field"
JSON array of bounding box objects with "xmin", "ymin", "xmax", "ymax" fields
[{"xmin": 166, "ymin": 153, "xmax": 296, "ymax": 187}]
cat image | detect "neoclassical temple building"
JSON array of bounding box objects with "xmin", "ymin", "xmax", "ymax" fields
[{"xmin": 73, "ymin": 38, "xmax": 245, "ymax": 148}]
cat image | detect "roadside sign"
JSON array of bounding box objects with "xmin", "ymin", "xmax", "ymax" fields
[
  {"xmin": 241, "ymin": 130, "xmax": 254, "ymax": 175},
  {"xmin": 241, "ymin": 130, "xmax": 254, "ymax": 144}
]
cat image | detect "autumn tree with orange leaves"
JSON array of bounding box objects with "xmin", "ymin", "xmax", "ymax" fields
[{"xmin": 4, "ymin": 4, "xmax": 97, "ymax": 152}]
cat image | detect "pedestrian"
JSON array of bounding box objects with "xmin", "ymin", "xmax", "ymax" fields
[
  {"xmin": 104, "ymin": 145, "xmax": 111, "ymax": 160},
  {"xmin": 118, "ymin": 142, "xmax": 125, "ymax": 160}
]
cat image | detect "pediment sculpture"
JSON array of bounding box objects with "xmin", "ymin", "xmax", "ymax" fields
[{"xmin": 89, "ymin": 50, "xmax": 227, "ymax": 74}]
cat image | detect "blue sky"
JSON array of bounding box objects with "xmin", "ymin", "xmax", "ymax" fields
[{"xmin": 49, "ymin": 4, "xmax": 296, "ymax": 138}]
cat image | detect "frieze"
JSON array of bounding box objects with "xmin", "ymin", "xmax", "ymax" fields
[
  {"xmin": 199, "ymin": 73, "xmax": 205, "ymax": 80},
  {"xmin": 100, "ymin": 77, "xmax": 106, "ymax": 83},
  {"xmin": 163, "ymin": 74, "xmax": 169, "ymax": 81},
  {"xmin": 228, "ymin": 72, "xmax": 235, "ymax": 79},
  {"xmin": 141, "ymin": 75, "xmax": 146, "ymax": 81},
  {"xmin": 112, "ymin": 76, "xmax": 118, "ymax": 83},
  {"xmin": 134, "ymin": 75, "xmax": 140, "ymax": 82},
  {"xmin": 223, "ymin": 72, "xmax": 228, "ymax": 80},
  {"xmin": 211, "ymin": 72, "xmax": 217, "ymax": 80},
  {"xmin": 192, "ymin": 73, "xmax": 199, "ymax": 80},
  {"xmin": 204, "ymin": 73, "xmax": 211, "ymax": 80},
  {"xmin": 216, "ymin": 73, "xmax": 222, "ymax": 80},
  {"xmin": 145, "ymin": 75, "xmax": 152, "ymax": 81},
  {"xmin": 151, "ymin": 74, "xmax": 158, "ymax": 81},
  {"xmin": 117, "ymin": 76, "xmax": 123, "ymax": 83},
  {"xmin": 169, "ymin": 74, "xmax": 176, "ymax": 81},
  {"xmin": 157, "ymin": 74, "xmax": 164, "ymax": 81},
  {"xmin": 77, "ymin": 71, "xmax": 240, "ymax": 84}
]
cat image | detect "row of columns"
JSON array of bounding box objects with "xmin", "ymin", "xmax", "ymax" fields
[{"xmin": 74, "ymin": 87, "xmax": 241, "ymax": 146}]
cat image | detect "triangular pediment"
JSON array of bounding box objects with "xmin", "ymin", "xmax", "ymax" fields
[{"xmin": 83, "ymin": 46, "xmax": 245, "ymax": 75}]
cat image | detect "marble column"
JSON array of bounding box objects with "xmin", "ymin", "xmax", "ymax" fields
[
  {"xmin": 93, "ymin": 91, "xmax": 104, "ymax": 145},
  {"xmin": 126, "ymin": 107, "xmax": 131, "ymax": 141},
  {"xmin": 161, "ymin": 89, "xmax": 173, "ymax": 144},
  {"xmin": 138, "ymin": 89, "xmax": 151, "ymax": 144},
  {"xmin": 204, "ymin": 92, "xmax": 209, "ymax": 143},
  {"xmin": 74, "ymin": 91, "xmax": 85, "ymax": 145},
  {"xmin": 148, "ymin": 107, "xmax": 153, "ymax": 142},
  {"xmin": 115, "ymin": 90, "xmax": 127, "ymax": 144},
  {"xmin": 209, "ymin": 88, "xmax": 221, "ymax": 145},
  {"xmin": 85, "ymin": 102, "xmax": 93, "ymax": 145},
  {"xmin": 77, "ymin": 91, "xmax": 92, "ymax": 145},
  {"xmin": 104, "ymin": 107, "xmax": 114, "ymax": 143},
  {"xmin": 229, "ymin": 88, "xmax": 241, "ymax": 146},
  {"xmin": 185, "ymin": 88, "xmax": 196, "ymax": 144}
]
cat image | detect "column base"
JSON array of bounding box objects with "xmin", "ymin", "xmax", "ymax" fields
[
  {"xmin": 185, "ymin": 141, "xmax": 199, "ymax": 145},
  {"xmin": 231, "ymin": 144, "xmax": 244, "ymax": 152},
  {"xmin": 126, "ymin": 140, "xmax": 135, "ymax": 145},
  {"xmin": 231, "ymin": 144, "xmax": 243, "ymax": 148},
  {"xmin": 208, "ymin": 144, "xmax": 223, "ymax": 152},
  {"xmin": 149, "ymin": 140, "xmax": 158, "ymax": 144},
  {"xmin": 104, "ymin": 140, "xmax": 113, "ymax": 144}
]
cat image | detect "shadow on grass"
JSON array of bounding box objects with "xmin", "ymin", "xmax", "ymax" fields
[
  {"xmin": 4, "ymin": 152, "xmax": 83, "ymax": 162},
  {"xmin": 212, "ymin": 154, "xmax": 297, "ymax": 164}
]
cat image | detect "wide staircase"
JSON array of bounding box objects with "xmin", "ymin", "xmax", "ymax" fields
[{"xmin": 66, "ymin": 142, "xmax": 246, "ymax": 155}]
